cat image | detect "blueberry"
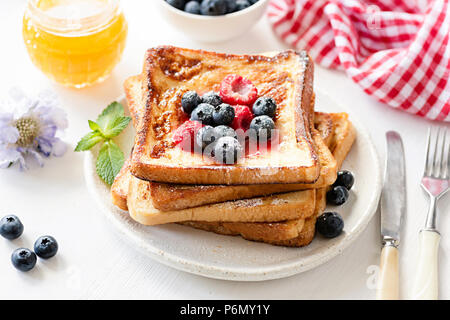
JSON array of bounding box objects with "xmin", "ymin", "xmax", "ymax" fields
[
  {"xmin": 200, "ymin": 0, "xmax": 227, "ymax": 15},
  {"xmin": 0, "ymin": 215, "xmax": 24, "ymax": 240},
  {"xmin": 195, "ymin": 125, "xmax": 217, "ymax": 150},
  {"xmin": 214, "ymin": 125, "xmax": 237, "ymax": 140},
  {"xmin": 249, "ymin": 0, "xmax": 259, "ymax": 4},
  {"xmin": 333, "ymin": 170, "xmax": 354, "ymax": 190},
  {"xmin": 34, "ymin": 235, "xmax": 58, "ymax": 259},
  {"xmin": 190, "ymin": 103, "xmax": 215, "ymax": 125},
  {"xmin": 252, "ymin": 97, "xmax": 277, "ymax": 118},
  {"xmin": 166, "ymin": 0, "xmax": 186, "ymax": 10},
  {"xmin": 224, "ymin": 0, "xmax": 237, "ymax": 13},
  {"xmin": 201, "ymin": 91, "xmax": 222, "ymax": 106},
  {"xmin": 213, "ymin": 103, "xmax": 235, "ymax": 126},
  {"xmin": 181, "ymin": 91, "xmax": 201, "ymax": 114},
  {"xmin": 214, "ymin": 136, "xmax": 242, "ymax": 164},
  {"xmin": 316, "ymin": 212, "xmax": 344, "ymax": 238},
  {"xmin": 185, "ymin": 1, "xmax": 201, "ymax": 14},
  {"xmin": 249, "ymin": 115, "xmax": 275, "ymax": 141},
  {"xmin": 11, "ymin": 248, "xmax": 36, "ymax": 272},
  {"xmin": 235, "ymin": 0, "xmax": 251, "ymax": 11},
  {"xmin": 326, "ymin": 186, "xmax": 349, "ymax": 206}
]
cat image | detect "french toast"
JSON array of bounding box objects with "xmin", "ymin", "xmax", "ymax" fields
[
  {"xmin": 130, "ymin": 46, "xmax": 320, "ymax": 185},
  {"xmin": 124, "ymin": 74, "xmax": 338, "ymax": 211},
  {"xmin": 111, "ymin": 111, "xmax": 355, "ymax": 243}
]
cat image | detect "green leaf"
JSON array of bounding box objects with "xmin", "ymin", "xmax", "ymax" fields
[
  {"xmin": 96, "ymin": 102, "xmax": 125, "ymax": 134},
  {"xmin": 103, "ymin": 116, "xmax": 132, "ymax": 138},
  {"xmin": 74, "ymin": 132, "xmax": 104, "ymax": 152},
  {"xmin": 88, "ymin": 120, "xmax": 101, "ymax": 132},
  {"xmin": 96, "ymin": 140, "xmax": 124, "ymax": 185}
]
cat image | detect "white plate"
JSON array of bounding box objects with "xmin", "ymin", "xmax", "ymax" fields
[{"xmin": 84, "ymin": 90, "xmax": 381, "ymax": 281}]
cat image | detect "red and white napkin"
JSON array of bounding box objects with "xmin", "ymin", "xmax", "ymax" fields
[{"xmin": 268, "ymin": 0, "xmax": 450, "ymax": 121}]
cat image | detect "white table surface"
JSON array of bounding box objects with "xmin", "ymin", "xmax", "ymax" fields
[{"xmin": 0, "ymin": 1, "xmax": 449, "ymax": 300}]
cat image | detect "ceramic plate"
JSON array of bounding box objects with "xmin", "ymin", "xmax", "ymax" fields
[{"xmin": 84, "ymin": 90, "xmax": 381, "ymax": 281}]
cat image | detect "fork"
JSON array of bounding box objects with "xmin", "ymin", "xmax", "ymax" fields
[{"xmin": 411, "ymin": 127, "xmax": 449, "ymax": 300}]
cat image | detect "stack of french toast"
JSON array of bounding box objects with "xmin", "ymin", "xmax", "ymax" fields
[{"xmin": 111, "ymin": 46, "xmax": 356, "ymax": 247}]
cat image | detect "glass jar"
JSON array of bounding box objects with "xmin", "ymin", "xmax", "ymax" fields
[{"xmin": 23, "ymin": 0, "xmax": 128, "ymax": 88}]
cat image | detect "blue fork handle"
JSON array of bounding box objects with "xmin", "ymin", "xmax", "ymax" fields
[{"xmin": 411, "ymin": 230, "xmax": 440, "ymax": 300}]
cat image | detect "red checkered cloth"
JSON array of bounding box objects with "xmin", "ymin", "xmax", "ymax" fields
[{"xmin": 267, "ymin": 0, "xmax": 450, "ymax": 121}]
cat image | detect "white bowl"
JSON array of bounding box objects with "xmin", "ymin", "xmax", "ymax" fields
[{"xmin": 156, "ymin": 0, "xmax": 270, "ymax": 43}]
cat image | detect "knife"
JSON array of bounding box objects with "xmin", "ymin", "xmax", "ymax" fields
[{"xmin": 376, "ymin": 131, "xmax": 406, "ymax": 300}]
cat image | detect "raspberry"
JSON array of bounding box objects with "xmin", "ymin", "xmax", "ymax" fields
[
  {"xmin": 220, "ymin": 74, "xmax": 258, "ymax": 106},
  {"xmin": 172, "ymin": 120, "xmax": 204, "ymax": 151},
  {"xmin": 230, "ymin": 105, "xmax": 253, "ymax": 132}
]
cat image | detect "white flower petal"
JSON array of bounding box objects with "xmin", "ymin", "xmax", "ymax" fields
[
  {"xmin": 28, "ymin": 149, "xmax": 44, "ymax": 167},
  {"xmin": 0, "ymin": 112, "xmax": 14, "ymax": 125},
  {"xmin": 51, "ymin": 138, "xmax": 67, "ymax": 157},
  {"xmin": 0, "ymin": 146, "xmax": 21, "ymax": 168},
  {"xmin": 0, "ymin": 125, "xmax": 19, "ymax": 144}
]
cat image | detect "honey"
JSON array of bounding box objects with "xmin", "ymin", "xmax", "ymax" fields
[{"xmin": 23, "ymin": 0, "xmax": 128, "ymax": 88}]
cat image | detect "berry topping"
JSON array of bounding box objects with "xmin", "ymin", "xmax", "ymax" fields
[
  {"xmin": 195, "ymin": 125, "xmax": 217, "ymax": 150},
  {"xmin": 190, "ymin": 103, "xmax": 215, "ymax": 125},
  {"xmin": 181, "ymin": 91, "xmax": 201, "ymax": 114},
  {"xmin": 333, "ymin": 170, "xmax": 354, "ymax": 190},
  {"xmin": 230, "ymin": 105, "xmax": 253, "ymax": 132},
  {"xmin": 11, "ymin": 248, "xmax": 36, "ymax": 272},
  {"xmin": 34, "ymin": 236, "xmax": 58, "ymax": 259},
  {"xmin": 316, "ymin": 212, "xmax": 344, "ymax": 238},
  {"xmin": 214, "ymin": 136, "xmax": 243, "ymax": 164},
  {"xmin": 213, "ymin": 103, "xmax": 235, "ymax": 126},
  {"xmin": 173, "ymin": 120, "xmax": 204, "ymax": 151},
  {"xmin": 0, "ymin": 215, "xmax": 24, "ymax": 240},
  {"xmin": 201, "ymin": 91, "xmax": 222, "ymax": 107},
  {"xmin": 253, "ymin": 96, "xmax": 277, "ymax": 118},
  {"xmin": 326, "ymin": 186, "xmax": 349, "ymax": 206},
  {"xmin": 200, "ymin": 0, "xmax": 227, "ymax": 15},
  {"xmin": 249, "ymin": 115, "xmax": 276, "ymax": 140},
  {"xmin": 214, "ymin": 125, "xmax": 237, "ymax": 141},
  {"xmin": 220, "ymin": 74, "xmax": 258, "ymax": 106}
]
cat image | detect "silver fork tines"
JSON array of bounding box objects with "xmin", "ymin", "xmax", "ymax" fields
[{"xmin": 421, "ymin": 126, "xmax": 450, "ymax": 231}]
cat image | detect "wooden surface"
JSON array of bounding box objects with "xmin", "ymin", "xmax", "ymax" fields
[{"xmin": 0, "ymin": 1, "xmax": 449, "ymax": 299}]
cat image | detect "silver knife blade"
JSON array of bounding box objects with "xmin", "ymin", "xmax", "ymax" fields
[{"xmin": 380, "ymin": 131, "xmax": 406, "ymax": 245}]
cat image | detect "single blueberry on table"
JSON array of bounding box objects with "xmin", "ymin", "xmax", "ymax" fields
[
  {"xmin": 0, "ymin": 214, "xmax": 24, "ymax": 240},
  {"xmin": 11, "ymin": 248, "xmax": 37, "ymax": 272},
  {"xmin": 34, "ymin": 235, "xmax": 58, "ymax": 259}
]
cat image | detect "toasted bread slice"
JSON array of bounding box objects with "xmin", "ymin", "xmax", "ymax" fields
[
  {"xmin": 124, "ymin": 74, "xmax": 337, "ymax": 211},
  {"xmin": 130, "ymin": 46, "xmax": 319, "ymax": 185},
  {"xmin": 128, "ymin": 175, "xmax": 316, "ymax": 225}
]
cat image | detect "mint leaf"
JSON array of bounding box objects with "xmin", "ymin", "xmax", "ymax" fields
[
  {"xmin": 75, "ymin": 131, "xmax": 104, "ymax": 152},
  {"xmin": 96, "ymin": 140, "xmax": 124, "ymax": 185},
  {"xmin": 96, "ymin": 102, "xmax": 124, "ymax": 134},
  {"xmin": 103, "ymin": 116, "xmax": 131, "ymax": 138},
  {"xmin": 88, "ymin": 120, "xmax": 101, "ymax": 132}
]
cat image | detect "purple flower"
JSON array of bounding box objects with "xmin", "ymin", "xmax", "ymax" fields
[{"xmin": 0, "ymin": 88, "xmax": 68, "ymax": 170}]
